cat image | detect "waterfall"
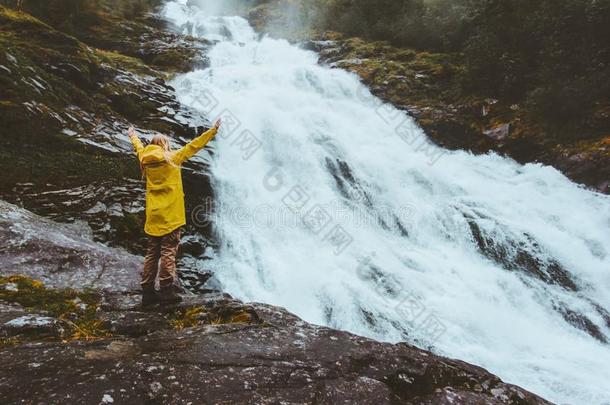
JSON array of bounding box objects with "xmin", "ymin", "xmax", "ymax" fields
[{"xmin": 163, "ymin": 1, "xmax": 610, "ymax": 403}]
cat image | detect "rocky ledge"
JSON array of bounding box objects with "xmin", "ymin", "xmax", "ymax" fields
[{"xmin": 0, "ymin": 201, "xmax": 551, "ymax": 404}]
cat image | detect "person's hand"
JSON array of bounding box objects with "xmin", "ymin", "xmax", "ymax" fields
[
  {"xmin": 128, "ymin": 126, "xmax": 137, "ymax": 138},
  {"xmin": 214, "ymin": 118, "xmax": 222, "ymax": 129}
]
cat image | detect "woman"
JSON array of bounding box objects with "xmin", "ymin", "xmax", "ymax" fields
[{"xmin": 128, "ymin": 119, "xmax": 221, "ymax": 306}]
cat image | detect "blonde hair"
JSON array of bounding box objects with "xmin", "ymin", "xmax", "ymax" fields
[
  {"xmin": 151, "ymin": 133, "xmax": 171, "ymax": 152},
  {"xmin": 140, "ymin": 134, "xmax": 177, "ymax": 178}
]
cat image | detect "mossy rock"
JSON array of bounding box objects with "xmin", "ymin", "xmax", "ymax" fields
[
  {"xmin": 0, "ymin": 275, "xmax": 110, "ymax": 341},
  {"xmin": 170, "ymin": 302, "xmax": 262, "ymax": 330}
]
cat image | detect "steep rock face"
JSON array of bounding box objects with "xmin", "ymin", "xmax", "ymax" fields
[{"xmin": 0, "ymin": 5, "xmax": 218, "ymax": 279}]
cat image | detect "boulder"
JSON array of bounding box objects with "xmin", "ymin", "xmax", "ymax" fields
[
  {"xmin": 0, "ymin": 200, "xmax": 141, "ymax": 292},
  {"xmin": 484, "ymin": 123, "xmax": 511, "ymax": 141},
  {"xmin": 2, "ymin": 314, "xmax": 64, "ymax": 338}
]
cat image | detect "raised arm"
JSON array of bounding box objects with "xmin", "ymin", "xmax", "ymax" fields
[
  {"xmin": 128, "ymin": 126, "xmax": 145, "ymax": 161},
  {"xmin": 171, "ymin": 119, "xmax": 222, "ymax": 165}
]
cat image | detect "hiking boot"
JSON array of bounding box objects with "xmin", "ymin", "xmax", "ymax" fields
[
  {"xmin": 157, "ymin": 285, "xmax": 182, "ymax": 304},
  {"xmin": 141, "ymin": 285, "xmax": 158, "ymax": 308}
]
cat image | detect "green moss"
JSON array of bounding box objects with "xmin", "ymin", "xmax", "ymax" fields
[
  {"xmin": 0, "ymin": 336, "xmax": 20, "ymax": 348},
  {"xmin": 170, "ymin": 304, "xmax": 260, "ymax": 330},
  {"xmin": 0, "ymin": 5, "xmax": 48, "ymax": 25},
  {"xmin": 331, "ymin": 35, "xmax": 463, "ymax": 108},
  {"xmin": 0, "ymin": 275, "xmax": 110, "ymax": 341},
  {"xmin": 248, "ymin": 2, "xmax": 316, "ymax": 42},
  {"xmin": 96, "ymin": 49, "xmax": 158, "ymax": 77},
  {"xmin": 0, "ymin": 139, "xmax": 139, "ymax": 191},
  {"xmin": 171, "ymin": 306, "xmax": 205, "ymax": 330}
]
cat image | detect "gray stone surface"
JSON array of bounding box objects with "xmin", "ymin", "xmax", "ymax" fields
[{"xmin": 0, "ymin": 200, "xmax": 141, "ymax": 292}]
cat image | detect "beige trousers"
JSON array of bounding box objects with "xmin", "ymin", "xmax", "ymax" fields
[{"xmin": 141, "ymin": 228, "xmax": 181, "ymax": 288}]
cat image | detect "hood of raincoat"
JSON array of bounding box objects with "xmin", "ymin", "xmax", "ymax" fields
[{"xmin": 141, "ymin": 145, "xmax": 168, "ymax": 166}]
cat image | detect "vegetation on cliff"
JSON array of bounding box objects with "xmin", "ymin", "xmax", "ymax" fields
[
  {"xmin": 253, "ymin": 0, "xmax": 609, "ymax": 125},
  {"xmin": 0, "ymin": 275, "xmax": 108, "ymax": 343},
  {"xmin": 248, "ymin": 0, "xmax": 610, "ymax": 191}
]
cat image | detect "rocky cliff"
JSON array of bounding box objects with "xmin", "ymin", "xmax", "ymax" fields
[
  {"xmin": 0, "ymin": 3, "xmax": 217, "ymax": 284},
  {"xmin": 0, "ymin": 2, "xmax": 554, "ymax": 403}
]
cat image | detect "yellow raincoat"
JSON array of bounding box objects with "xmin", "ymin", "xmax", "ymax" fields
[{"xmin": 130, "ymin": 128, "xmax": 218, "ymax": 236}]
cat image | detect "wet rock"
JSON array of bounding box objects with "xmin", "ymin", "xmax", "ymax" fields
[
  {"xmin": 178, "ymin": 269, "xmax": 213, "ymax": 293},
  {"xmin": 3, "ymin": 180, "xmax": 147, "ymax": 252},
  {"xmin": 555, "ymin": 149, "xmax": 610, "ymax": 194},
  {"xmin": 0, "ymin": 200, "xmax": 140, "ymax": 292},
  {"xmin": 84, "ymin": 340, "xmax": 141, "ymax": 361},
  {"xmin": 100, "ymin": 310, "xmax": 171, "ymax": 338},
  {"xmin": 0, "ymin": 302, "xmax": 28, "ymax": 327},
  {"xmin": 484, "ymin": 123, "xmax": 511, "ymax": 141},
  {"xmin": 0, "ymin": 295, "xmax": 550, "ymax": 404},
  {"xmin": 465, "ymin": 218, "xmax": 579, "ymax": 292},
  {"xmin": 465, "ymin": 216, "xmax": 610, "ymax": 343},
  {"xmin": 301, "ymin": 39, "xmax": 339, "ymax": 53},
  {"xmin": 554, "ymin": 304, "xmax": 607, "ymax": 343},
  {"xmin": 1, "ymin": 173, "xmax": 216, "ymax": 286},
  {"xmin": 2, "ymin": 314, "xmax": 64, "ymax": 338}
]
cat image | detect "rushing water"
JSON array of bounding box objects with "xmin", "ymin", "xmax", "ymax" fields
[{"xmin": 163, "ymin": 1, "xmax": 610, "ymax": 403}]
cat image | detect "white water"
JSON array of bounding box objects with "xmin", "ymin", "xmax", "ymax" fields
[{"xmin": 163, "ymin": 2, "xmax": 610, "ymax": 403}]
